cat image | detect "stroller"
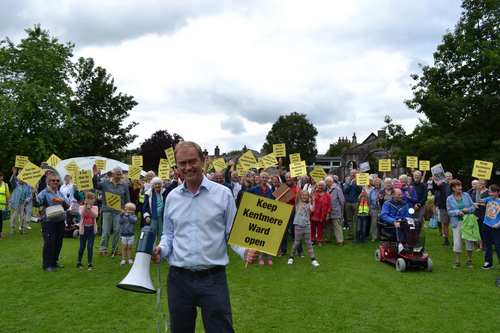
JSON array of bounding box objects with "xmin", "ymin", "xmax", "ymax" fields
[
  {"xmin": 64, "ymin": 202, "xmax": 80, "ymax": 239},
  {"xmin": 375, "ymin": 209, "xmax": 433, "ymax": 272}
]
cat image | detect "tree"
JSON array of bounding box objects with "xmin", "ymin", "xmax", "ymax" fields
[
  {"xmin": 324, "ymin": 139, "xmax": 356, "ymax": 157},
  {"xmin": 68, "ymin": 57, "xmax": 139, "ymax": 160},
  {"xmin": 262, "ymin": 112, "xmax": 318, "ymax": 168},
  {"xmin": 139, "ymin": 130, "xmax": 184, "ymax": 172},
  {"xmin": 0, "ymin": 24, "xmax": 75, "ymax": 172},
  {"xmin": 381, "ymin": 0, "xmax": 500, "ymax": 177}
]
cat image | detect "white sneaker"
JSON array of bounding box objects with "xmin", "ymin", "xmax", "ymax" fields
[
  {"xmin": 287, "ymin": 258, "xmax": 293, "ymax": 264},
  {"xmin": 128, "ymin": 259, "xmax": 134, "ymax": 265},
  {"xmin": 312, "ymin": 260, "xmax": 320, "ymax": 267},
  {"xmin": 26, "ymin": 226, "xmax": 32, "ymax": 230},
  {"xmin": 398, "ymin": 244, "xmax": 405, "ymax": 253},
  {"xmin": 120, "ymin": 260, "xmax": 126, "ymax": 265}
]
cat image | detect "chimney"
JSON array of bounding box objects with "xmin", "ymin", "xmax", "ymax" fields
[
  {"xmin": 377, "ymin": 130, "xmax": 386, "ymax": 138},
  {"xmin": 214, "ymin": 146, "xmax": 220, "ymax": 157},
  {"xmin": 352, "ymin": 133, "xmax": 357, "ymax": 144}
]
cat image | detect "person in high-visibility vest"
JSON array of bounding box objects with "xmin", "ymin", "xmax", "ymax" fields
[
  {"xmin": 0, "ymin": 172, "xmax": 11, "ymax": 238},
  {"xmin": 356, "ymin": 189, "xmax": 370, "ymax": 244}
]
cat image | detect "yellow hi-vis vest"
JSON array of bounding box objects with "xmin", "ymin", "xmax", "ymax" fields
[
  {"xmin": 138, "ymin": 191, "xmax": 144, "ymax": 204},
  {"xmin": 0, "ymin": 182, "xmax": 8, "ymax": 210},
  {"xmin": 358, "ymin": 200, "xmax": 369, "ymax": 214}
]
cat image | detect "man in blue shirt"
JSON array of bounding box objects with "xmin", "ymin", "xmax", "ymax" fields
[
  {"xmin": 343, "ymin": 169, "xmax": 362, "ymax": 240},
  {"xmin": 380, "ymin": 189, "xmax": 412, "ymax": 253},
  {"xmin": 152, "ymin": 141, "xmax": 259, "ymax": 333}
]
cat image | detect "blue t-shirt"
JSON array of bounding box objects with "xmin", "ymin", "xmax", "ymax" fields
[
  {"xmin": 483, "ymin": 197, "xmax": 500, "ymax": 228},
  {"xmin": 156, "ymin": 193, "xmax": 163, "ymax": 218}
]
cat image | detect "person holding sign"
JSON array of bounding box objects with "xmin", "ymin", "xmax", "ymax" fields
[
  {"xmin": 432, "ymin": 172, "xmax": 454, "ymax": 246},
  {"xmin": 410, "ymin": 170, "xmax": 428, "ymax": 228},
  {"xmin": 32, "ymin": 173, "xmax": 70, "ymax": 272},
  {"xmin": 92, "ymin": 166, "xmax": 130, "ymax": 257},
  {"xmin": 343, "ymin": 169, "xmax": 362, "ymax": 240},
  {"xmin": 287, "ymin": 182, "xmax": 320, "ymax": 266},
  {"xmin": 224, "ymin": 159, "xmax": 242, "ymax": 201},
  {"xmin": 310, "ymin": 180, "xmax": 330, "ymax": 246},
  {"xmin": 150, "ymin": 141, "xmax": 259, "ymax": 333},
  {"xmin": 9, "ymin": 168, "xmax": 32, "ymax": 235}
]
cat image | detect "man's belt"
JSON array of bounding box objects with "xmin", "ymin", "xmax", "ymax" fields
[{"xmin": 171, "ymin": 265, "xmax": 225, "ymax": 277}]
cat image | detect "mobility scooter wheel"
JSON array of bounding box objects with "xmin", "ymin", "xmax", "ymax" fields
[
  {"xmin": 375, "ymin": 249, "xmax": 382, "ymax": 262},
  {"xmin": 426, "ymin": 258, "xmax": 433, "ymax": 272},
  {"xmin": 396, "ymin": 258, "xmax": 406, "ymax": 272}
]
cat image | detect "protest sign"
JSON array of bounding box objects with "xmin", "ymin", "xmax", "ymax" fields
[
  {"xmin": 95, "ymin": 159, "xmax": 107, "ymax": 170},
  {"xmin": 359, "ymin": 162, "xmax": 370, "ymax": 173},
  {"xmin": 406, "ymin": 156, "xmax": 418, "ymax": 168},
  {"xmin": 289, "ymin": 153, "xmax": 301, "ymax": 164},
  {"xmin": 128, "ymin": 165, "xmax": 142, "ymax": 180},
  {"xmin": 310, "ymin": 166, "xmax": 327, "ymax": 184},
  {"xmin": 228, "ymin": 192, "xmax": 292, "ymax": 256},
  {"xmin": 272, "ymin": 184, "xmax": 295, "ymax": 203},
  {"xmin": 46, "ymin": 154, "xmax": 61, "ymax": 168},
  {"xmin": 240, "ymin": 150, "xmax": 257, "ymax": 167},
  {"xmin": 379, "ymin": 159, "xmax": 391, "ymax": 172},
  {"xmin": 131, "ymin": 155, "xmax": 143, "ymax": 167},
  {"xmin": 472, "ymin": 160, "xmax": 493, "ymax": 180},
  {"xmin": 289, "ymin": 161, "xmax": 307, "ymax": 178},
  {"xmin": 76, "ymin": 170, "xmax": 93, "ymax": 191},
  {"xmin": 212, "ymin": 158, "xmax": 226, "ymax": 172},
  {"xmin": 165, "ymin": 147, "xmax": 176, "ymax": 167},
  {"xmin": 158, "ymin": 162, "xmax": 170, "ymax": 179},
  {"xmin": 262, "ymin": 153, "xmax": 278, "ymax": 169},
  {"xmin": 419, "ymin": 160, "xmax": 430, "ymax": 171},
  {"xmin": 71, "ymin": 171, "xmax": 79, "ymax": 188},
  {"xmin": 17, "ymin": 161, "xmax": 44, "ymax": 187},
  {"xmin": 357, "ymin": 173, "xmax": 370, "ymax": 186},
  {"xmin": 236, "ymin": 164, "xmax": 246, "ymax": 175},
  {"xmin": 105, "ymin": 192, "xmax": 122, "ymax": 211},
  {"xmin": 159, "ymin": 158, "xmax": 170, "ymax": 166},
  {"xmin": 273, "ymin": 144, "xmax": 286, "ymax": 157},
  {"xmin": 64, "ymin": 160, "xmax": 80, "ymax": 173},
  {"xmin": 431, "ymin": 163, "xmax": 446, "ymax": 184},
  {"xmin": 15, "ymin": 156, "xmax": 29, "ymax": 169}
]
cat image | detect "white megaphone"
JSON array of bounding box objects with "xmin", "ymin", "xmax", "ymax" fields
[{"xmin": 117, "ymin": 226, "xmax": 157, "ymax": 294}]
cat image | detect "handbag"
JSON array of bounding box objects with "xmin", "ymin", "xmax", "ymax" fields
[
  {"xmin": 2, "ymin": 209, "xmax": 11, "ymax": 221},
  {"xmin": 429, "ymin": 214, "xmax": 438, "ymax": 229},
  {"xmin": 461, "ymin": 214, "xmax": 481, "ymax": 241},
  {"xmin": 45, "ymin": 204, "xmax": 65, "ymax": 220}
]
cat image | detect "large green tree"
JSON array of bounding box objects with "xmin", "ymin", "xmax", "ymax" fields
[
  {"xmin": 324, "ymin": 139, "xmax": 356, "ymax": 157},
  {"xmin": 262, "ymin": 112, "xmax": 318, "ymax": 168},
  {"xmin": 139, "ymin": 129, "xmax": 183, "ymax": 172},
  {"xmin": 381, "ymin": 0, "xmax": 500, "ymax": 177}
]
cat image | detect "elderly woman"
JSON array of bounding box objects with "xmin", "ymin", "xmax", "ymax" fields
[
  {"xmin": 143, "ymin": 176, "xmax": 178, "ymax": 240},
  {"xmin": 271, "ymin": 175, "xmax": 281, "ymax": 191},
  {"xmin": 33, "ymin": 172, "xmax": 70, "ymax": 272},
  {"xmin": 310, "ymin": 180, "xmax": 331, "ymax": 246},
  {"xmin": 379, "ymin": 178, "xmax": 395, "ymax": 205},
  {"xmin": 399, "ymin": 174, "xmax": 418, "ymax": 207},
  {"xmin": 447, "ymin": 179, "xmax": 476, "ymax": 268},
  {"xmin": 369, "ymin": 178, "xmax": 383, "ymax": 241}
]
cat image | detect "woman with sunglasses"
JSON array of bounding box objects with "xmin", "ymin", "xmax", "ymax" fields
[{"xmin": 32, "ymin": 173, "xmax": 70, "ymax": 272}]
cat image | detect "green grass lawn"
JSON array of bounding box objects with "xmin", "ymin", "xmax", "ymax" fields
[{"xmin": 1, "ymin": 218, "xmax": 500, "ymax": 333}]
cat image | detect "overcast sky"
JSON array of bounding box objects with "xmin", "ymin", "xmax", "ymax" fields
[{"xmin": 1, "ymin": 0, "xmax": 464, "ymax": 155}]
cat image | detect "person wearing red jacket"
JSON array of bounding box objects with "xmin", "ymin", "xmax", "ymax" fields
[{"xmin": 310, "ymin": 180, "xmax": 331, "ymax": 246}]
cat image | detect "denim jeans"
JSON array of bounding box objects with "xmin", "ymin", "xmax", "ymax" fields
[
  {"xmin": 356, "ymin": 215, "xmax": 369, "ymax": 242},
  {"xmin": 78, "ymin": 226, "xmax": 95, "ymax": 264}
]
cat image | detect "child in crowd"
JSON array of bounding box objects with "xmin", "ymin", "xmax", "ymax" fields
[
  {"xmin": 356, "ymin": 189, "xmax": 370, "ymax": 244},
  {"xmin": 478, "ymin": 184, "xmax": 500, "ymax": 269},
  {"xmin": 119, "ymin": 203, "xmax": 137, "ymax": 265},
  {"xmin": 288, "ymin": 182, "xmax": 320, "ymax": 267},
  {"xmin": 77, "ymin": 192, "xmax": 98, "ymax": 270}
]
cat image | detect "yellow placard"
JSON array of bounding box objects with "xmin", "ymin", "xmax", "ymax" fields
[
  {"xmin": 239, "ymin": 150, "xmax": 257, "ymax": 167},
  {"xmin": 228, "ymin": 192, "xmax": 293, "ymax": 256},
  {"xmin": 236, "ymin": 164, "xmax": 245, "ymax": 175},
  {"xmin": 71, "ymin": 171, "xmax": 79, "ymax": 187},
  {"xmin": 15, "ymin": 156, "xmax": 29, "ymax": 169},
  {"xmin": 212, "ymin": 158, "xmax": 227, "ymax": 171},
  {"xmin": 289, "ymin": 161, "xmax": 307, "ymax": 178},
  {"xmin": 357, "ymin": 173, "xmax": 370, "ymax": 186},
  {"xmin": 472, "ymin": 160, "xmax": 493, "ymax": 180},
  {"xmin": 76, "ymin": 170, "xmax": 93, "ymax": 191},
  {"xmin": 159, "ymin": 158, "xmax": 170, "ymax": 167},
  {"xmin": 158, "ymin": 162, "xmax": 170, "ymax": 179},
  {"xmin": 128, "ymin": 165, "xmax": 142, "ymax": 180},
  {"xmin": 64, "ymin": 160, "xmax": 80, "ymax": 173},
  {"xmin": 406, "ymin": 156, "xmax": 418, "ymax": 168},
  {"xmin": 165, "ymin": 147, "xmax": 176, "ymax": 167},
  {"xmin": 379, "ymin": 159, "xmax": 392, "ymax": 172},
  {"xmin": 95, "ymin": 159, "xmax": 107, "ymax": 170},
  {"xmin": 46, "ymin": 154, "xmax": 61, "ymax": 168},
  {"xmin": 105, "ymin": 192, "xmax": 122, "ymax": 211},
  {"xmin": 257, "ymin": 157, "xmax": 265, "ymax": 170},
  {"xmin": 17, "ymin": 161, "xmax": 44, "ymax": 187},
  {"xmin": 273, "ymin": 144, "xmax": 286, "ymax": 157},
  {"xmin": 310, "ymin": 166, "xmax": 328, "ymax": 184},
  {"xmin": 262, "ymin": 153, "xmax": 278, "ymax": 169},
  {"xmin": 419, "ymin": 160, "xmax": 430, "ymax": 171},
  {"xmin": 131, "ymin": 155, "xmax": 143, "ymax": 167},
  {"xmin": 289, "ymin": 153, "xmax": 301, "ymax": 164}
]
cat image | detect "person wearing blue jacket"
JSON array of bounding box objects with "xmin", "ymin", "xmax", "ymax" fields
[
  {"xmin": 9, "ymin": 167, "xmax": 32, "ymax": 235},
  {"xmin": 343, "ymin": 169, "xmax": 362, "ymax": 240},
  {"xmin": 380, "ymin": 189, "xmax": 412, "ymax": 253}
]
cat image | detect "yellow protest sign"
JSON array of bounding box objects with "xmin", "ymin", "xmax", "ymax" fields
[
  {"xmin": 165, "ymin": 147, "xmax": 176, "ymax": 166},
  {"xmin": 289, "ymin": 153, "xmax": 301, "ymax": 164},
  {"xmin": 419, "ymin": 160, "xmax": 430, "ymax": 171},
  {"xmin": 159, "ymin": 158, "xmax": 170, "ymax": 167},
  {"xmin": 212, "ymin": 158, "xmax": 226, "ymax": 171},
  {"xmin": 46, "ymin": 154, "xmax": 61, "ymax": 168},
  {"xmin": 310, "ymin": 166, "xmax": 327, "ymax": 184},
  {"xmin": 17, "ymin": 161, "xmax": 44, "ymax": 187},
  {"xmin": 15, "ymin": 156, "xmax": 29, "ymax": 169},
  {"xmin": 262, "ymin": 153, "xmax": 278, "ymax": 169},
  {"xmin": 239, "ymin": 150, "xmax": 257, "ymax": 167},
  {"xmin": 273, "ymin": 144, "xmax": 286, "ymax": 157},
  {"xmin": 128, "ymin": 165, "xmax": 142, "ymax": 180},
  {"xmin": 406, "ymin": 156, "xmax": 418, "ymax": 168},
  {"xmin": 95, "ymin": 159, "xmax": 107, "ymax": 170},
  {"xmin": 64, "ymin": 160, "xmax": 80, "ymax": 173},
  {"xmin": 379, "ymin": 159, "xmax": 391, "ymax": 172},
  {"xmin": 105, "ymin": 192, "xmax": 122, "ymax": 211},
  {"xmin": 472, "ymin": 160, "xmax": 493, "ymax": 180},
  {"xmin": 131, "ymin": 155, "xmax": 143, "ymax": 167},
  {"xmin": 289, "ymin": 161, "xmax": 307, "ymax": 178},
  {"xmin": 76, "ymin": 170, "xmax": 93, "ymax": 191},
  {"xmin": 228, "ymin": 192, "xmax": 292, "ymax": 256},
  {"xmin": 236, "ymin": 164, "xmax": 245, "ymax": 175},
  {"xmin": 257, "ymin": 157, "xmax": 265, "ymax": 170},
  {"xmin": 158, "ymin": 162, "xmax": 170, "ymax": 179},
  {"xmin": 357, "ymin": 173, "xmax": 370, "ymax": 186},
  {"xmin": 71, "ymin": 171, "xmax": 79, "ymax": 187}
]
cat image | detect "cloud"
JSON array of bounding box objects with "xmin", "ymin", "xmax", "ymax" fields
[{"xmin": 220, "ymin": 116, "xmax": 247, "ymax": 134}]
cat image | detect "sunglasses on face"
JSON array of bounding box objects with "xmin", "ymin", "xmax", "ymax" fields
[{"xmin": 51, "ymin": 179, "xmax": 60, "ymax": 183}]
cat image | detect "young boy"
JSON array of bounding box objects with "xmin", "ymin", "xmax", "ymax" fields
[
  {"xmin": 119, "ymin": 203, "xmax": 137, "ymax": 265},
  {"xmin": 480, "ymin": 184, "xmax": 500, "ymax": 269}
]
